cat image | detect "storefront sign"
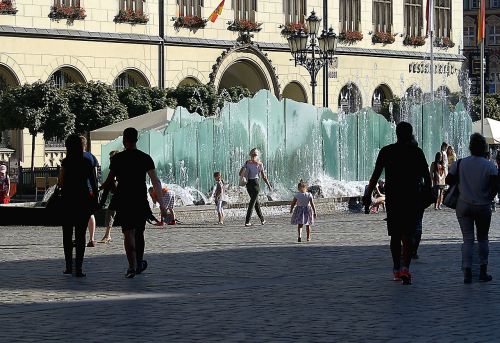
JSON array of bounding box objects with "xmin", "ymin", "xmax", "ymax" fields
[{"xmin": 408, "ymin": 62, "xmax": 458, "ymax": 76}]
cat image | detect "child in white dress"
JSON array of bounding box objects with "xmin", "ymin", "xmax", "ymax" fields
[
  {"xmin": 290, "ymin": 180, "xmax": 317, "ymax": 242},
  {"xmin": 211, "ymin": 171, "xmax": 225, "ymax": 225}
]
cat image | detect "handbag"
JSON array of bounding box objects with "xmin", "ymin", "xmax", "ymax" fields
[
  {"xmin": 443, "ymin": 159, "xmax": 461, "ymax": 209},
  {"xmin": 239, "ymin": 162, "xmax": 248, "ymax": 187}
]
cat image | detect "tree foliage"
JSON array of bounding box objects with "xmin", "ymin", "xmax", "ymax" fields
[
  {"xmin": 470, "ymin": 94, "xmax": 500, "ymax": 122},
  {"xmin": 65, "ymin": 81, "xmax": 128, "ymax": 134}
]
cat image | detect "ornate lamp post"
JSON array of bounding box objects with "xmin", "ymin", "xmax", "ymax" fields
[{"xmin": 287, "ymin": 11, "xmax": 337, "ymax": 106}]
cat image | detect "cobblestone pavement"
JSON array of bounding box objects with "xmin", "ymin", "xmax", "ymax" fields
[{"xmin": 1, "ymin": 208, "xmax": 500, "ymax": 342}]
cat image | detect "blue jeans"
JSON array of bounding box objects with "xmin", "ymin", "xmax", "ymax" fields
[{"xmin": 456, "ymin": 200, "xmax": 491, "ymax": 269}]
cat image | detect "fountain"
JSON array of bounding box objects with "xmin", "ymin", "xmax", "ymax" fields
[{"xmin": 101, "ymin": 89, "xmax": 472, "ymax": 203}]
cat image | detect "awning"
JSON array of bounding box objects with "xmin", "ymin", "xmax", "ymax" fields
[
  {"xmin": 472, "ymin": 118, "xmax": 500, "ymax": 144},
  {"xmin": 90, "ymin": 108, "xmax": 174, "ymax": 141}
]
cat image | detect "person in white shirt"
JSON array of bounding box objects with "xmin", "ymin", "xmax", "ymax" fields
[{"xmin": 446, "ymin": 133, "xmax": 497, "ymax": 284}]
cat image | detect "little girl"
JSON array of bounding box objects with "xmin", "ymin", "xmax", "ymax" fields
[
  {"xmin": 290, "ymin": 180, "xmax": 317, "ymax": 242},
  {"xmin": 211, "ymin": 171, "xmax": 225, "ymax": 225}
]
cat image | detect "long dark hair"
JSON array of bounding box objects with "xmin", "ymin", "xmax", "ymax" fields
[
  {"xmin": 65, "ymin": 134, "xmax": 84, "ymax": 159},
  {"xmin": 434, "ymin": 151, "xmax": 443, "ymax": 164}
]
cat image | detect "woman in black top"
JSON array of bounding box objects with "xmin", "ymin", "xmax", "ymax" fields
[{"xmin": 58, "ymin": 134, "xmax": 97, "ymax": 277}]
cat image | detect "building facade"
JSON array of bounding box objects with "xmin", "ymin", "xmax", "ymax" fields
[
  {"xmin": 463, "ymin": 0, "xmax": 500, "ymax": 95},
  {"xmin": 0, "ymin": 0, "xmax": 464, "ymax": 167}
]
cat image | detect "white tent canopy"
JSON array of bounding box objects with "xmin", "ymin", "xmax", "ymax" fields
[
  {"xmin": 90, "ymin": 107, "xmax": 174, "ymax": 141},
  {"xmin": 473, "ymin": 118, "xmax": 500, "ymax": 144}
]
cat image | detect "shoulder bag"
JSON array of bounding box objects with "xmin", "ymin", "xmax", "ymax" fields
[
  {"xmin": 443, "ymin": 159, "xmax": 461, "ymax": 209},
  {"xmin": 239, "ymin": 162, "xmax": 248, "ymax": 187}
]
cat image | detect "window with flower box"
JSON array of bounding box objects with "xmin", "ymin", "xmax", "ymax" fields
[
  {"xmin": 177, "ymin": 0, "xmax": 204, "ymax": 17},
  {"xmin": 232, "ymin": 0, "xmax": 257, "ymax": 22},
  {"xmin": 283, "ymin": 0, "xmax": 306, "ymax": 25},
  {"xmin": 434, "ymin": 0, "xmax": 451, "ymax": 39},
  {"xmin": 54, "ymin": 0, "xmax": 80, "ymax": 6},
  {"xmin": 340, "ymin": 0, "xmax": 361, "ymax": 32},
  {"xmin": 0, "ymin": 0, "xmax": 18, "ymax": 15},
  {"xmin": 115, "ymin": 0, "xmax": 148, "ymax": 23},
  {"xmin": 372, "ymin": 0, "xmax": 392, "ymax": 33},
  {"xmin": 404, "ymin": 0, "xmax": 422, "ymax": 38}
]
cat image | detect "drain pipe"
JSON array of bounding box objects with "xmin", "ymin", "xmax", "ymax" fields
[{"xmin": 158, "ymin": 0, "xmax": 165, "ymax": 89}]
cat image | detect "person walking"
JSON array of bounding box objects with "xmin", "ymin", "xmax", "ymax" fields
[
  {"xmin": 239, "ymin": 148, "xmax": 272, "ymax": 227},
  {"xmin": 98, "ymin": 150, "xmax": 120, "ymax": 244},
  {"xmin": 364, "ymin": 122, "xmax": 431, "ymax": 285},
  {"xmin": 290, "ymin": 180, "xmax": 317, "ymax": 242},
  {"xmin": 211, "ymin": 171, "xmax": 225, "ymax": 225},
  {"xmin": 0, "ymin": 164, "xmax": 10, "ymax": 204},
  {"xmin": 80, "ymin": 136, "xmax": 99, "ymax": 248},
  {"xmin": 102, "ymin": 128, "xmax": 167, "ymax": 279},
  {"xmin": 430, "ymin": 152, "xmax": 446, "ymax": 210},
  {"xmin": 441, "ymin": 142, "xmax": 449, "ymax": 173},
  {"xmin": 447, "ymin": 145, "xmax": 456, "ymax": 169},
  {"xmin": 446, "ymin": 133, "xmax": 497, "ymax": 284},
  {"xmin": 58, "ymin": 134, "xmax": 98, "ymax": 277}
]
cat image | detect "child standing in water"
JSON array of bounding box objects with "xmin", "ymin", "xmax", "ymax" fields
[
  {"xmin": 211, "ymin": 171, "xmax": 224, "ymax": 225},
  {"xmin": 290, "ymin": 180, "xmax": 317, "ymax": 242}
]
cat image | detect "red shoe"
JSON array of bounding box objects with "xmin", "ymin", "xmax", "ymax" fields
[
  {"xmin": 393, "ymin": 270, "xmax": 401, "ymax": 281},
  {"xmin": 400, "ymin": 268, "xmax": 412, "ymax": 285},
  {"xmin": 167, "ymin": 220, "xmax": 176, "ymax": 225}
]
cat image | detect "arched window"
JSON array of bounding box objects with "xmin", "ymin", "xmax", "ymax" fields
[
  {"xmin": 404, "ymin": 85, "xmax": 423, "ymax": 102},
  {"xmin": 404, "ymin": 0, "xmax": 422, "ymax": 37},
  {"xmin": 49, "ymin": 67, "xmax": 85, "ymax": 89},
  {"xmin": 113, "ymin": 69, "xmax": 150, "ymax": 90},
  {"xmin": 178, "ymin": 77, "xmax": 200, "ymax": 87},
  {"xmin": 487, "ymin": 16, "xmax": 500, "ymax": 46},
  {"xmin": 283, "ymin": 0, "xmax": 306, "ymax": 25},
  {"xmin": 338, "ymin": 83, "xmax": 362, "ymax": 114},
  {"xmin": 340, "ymin": 0, "xmax": 361, "ymax": 32},
  {"xmin": 372, "ymin": 84, "xmax": 393, "ymax": 114},
  {"xmin": 232, "ymin": 0, "xmax": 257, "ymax": 21},
  {"xmin": 282, "ymin": 82, "xmax": 308, "ymax": 103},
  {"xmin": 464, "ymin": 17, "xmax": 476, "ymax": 47},
  {"xmin": 372, "ymin": 0, "xmax": 392, "ymax": 33},
  {"xmin": 176, "ymin": 0, "xmax": 204, "ymax": 17},
  {"xmin": 434, "ymin": 0, "xmax": 451, "ymax": 39}
]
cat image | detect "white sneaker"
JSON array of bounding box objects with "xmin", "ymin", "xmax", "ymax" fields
[
  {"xmin": 245, "ymin": 222, "xmax": 252, "ymax": 227},
  {"xmin": 261, "ymin": 220, "xmax": 266, "ymax": 225}
]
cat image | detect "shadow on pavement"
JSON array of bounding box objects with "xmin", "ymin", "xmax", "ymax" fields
[{"xmin": 1, "ymin": 242, "xmax": 500, "ymax": 341}]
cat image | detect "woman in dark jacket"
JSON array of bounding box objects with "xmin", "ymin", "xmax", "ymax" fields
[{"xmin": 58, "ymin": 134, "xmax": 97, "ymax": 277}]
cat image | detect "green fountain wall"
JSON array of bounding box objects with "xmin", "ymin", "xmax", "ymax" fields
[{"xmin": 101, "ymin": 90, "xmax": 472, "ymax": 193}]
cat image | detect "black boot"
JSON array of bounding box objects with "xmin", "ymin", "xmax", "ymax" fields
[
  {"xmin": 464, "ymin": 268, "xmax": 472, "ymax": 284},
  {"xmin": 479, "ymin": 265, "xmax": 493, "ymax": 282}
]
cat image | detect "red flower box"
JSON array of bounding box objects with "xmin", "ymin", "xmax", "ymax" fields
[
  {"xmin": 403, "ymin": 35, "xmax": 426, "ymax": 46},
  {"xmin": 339, "ymin": 30, "xmax": 363, "ymax": 44},
  {"xmin": 372, "ymin": 31, "xmax": 395, "ymax": 44},
  {"xmin": 114, "ymin": 9, "xmax": 149, "ymax": 24},
  {"xmin": 173, "ymin": 15, "xmax": 207, "ymax": 30},
  {"xmin": 0, "ymin": 0, "xmax": 18, "ymax": 15},
  {"xmin": 49, "ymin": 4, "xmax": 86, "ymax": 21},
  {"xmin": 228, "ymin": 19, "xmax": 262, "ymax": 32}
]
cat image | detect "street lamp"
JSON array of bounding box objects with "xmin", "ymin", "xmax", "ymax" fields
[{"xmin": 287, "ymin": 11, "xmax": 337, "ymax": 106}]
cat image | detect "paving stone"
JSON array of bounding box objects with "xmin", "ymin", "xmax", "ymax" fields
[{"xmin": 0, "ymin": 208, "xmax": 500, "ymax": 342}]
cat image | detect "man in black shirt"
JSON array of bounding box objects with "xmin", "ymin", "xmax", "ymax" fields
[
  {"xmin": 363, "ymin": 122, "xmax": 431, "ymax": 285},
  {"xmin": 103, "ymin": 127, "xmax": 167, "ymax": 278}
]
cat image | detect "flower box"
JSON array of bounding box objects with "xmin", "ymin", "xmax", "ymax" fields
[
  {"xmin": 48, "ymin": 5, "xmax": 86, "ymax": 21},
  {"xmin": 114, "ymin": 9, "xmax": 149, "ymax": 24},
  {"xmin": 434, "ymin": 36, "xmax": 455, "ymax": 48},
  {"xmin": 0, "ymin": 0, "xmax": 17, "ymax": 15},
  {"xmin": 227, "ymin": 19, "xmax": 262, "ymax": 33},
  {"xmin": 173, "ymin": 15, "xmax": 207, "ymax": 30},
  {"xmin": 279, "ymin": 22, "xmax": 307, "ymax": 37},
  {"xmin": 372, "ymin": 31, "xmax": 395, "ymax": 44},
  {"xmin": 339, "ymin": 30, "xmax": 363, "ymax": 44},
  {"xmin": 403, "ymin": 35, "xmax": 426, "ymax": 47}
]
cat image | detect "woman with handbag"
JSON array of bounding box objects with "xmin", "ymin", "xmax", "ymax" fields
[
  {"xmin": 58, "ymin": 134, "xmax": 98, "ymax": 277},
  {"xmin": 446, "ymin": 133, "xmax": 497, "ymax": 284},
  {"xmin": 239, "ymin": 148, "xmax": 272, "ymax": 227}
]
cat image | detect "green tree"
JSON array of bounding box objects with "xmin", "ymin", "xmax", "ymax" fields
[
  {"xmin": 171, "ymin": 84, "xmax": 219, "ymax": 117},
  {"xmin": 149, "ymin": 87, "xmax": 177, "ymax": 111},
  {"xmin": 65, "ymin": 81, "xmax": 128, "ymax": 147},
  {"xmin": 470, "ymin": 94, "xmax": 500, "ymax": 122},
  {"xmin": 0, "ymin": 82, "xmax": 72, "ymax": 171},
  {"xmin": 117, "ymin": 86, "xmax": 152, "ymax": 118}
]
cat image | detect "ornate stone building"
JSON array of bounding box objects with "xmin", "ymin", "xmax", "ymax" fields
[{"xmin": 0, "ymin": 0, "xmax": 464, "ymax": 167}]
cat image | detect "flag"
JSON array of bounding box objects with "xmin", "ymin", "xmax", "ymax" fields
[
  {"xmin": 478, "ymin": 0, "xmax": 486, "ymax": 44},
  {"xmin": 208, "ymin": 0, "xmax": 225, "ymax": 23}
]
